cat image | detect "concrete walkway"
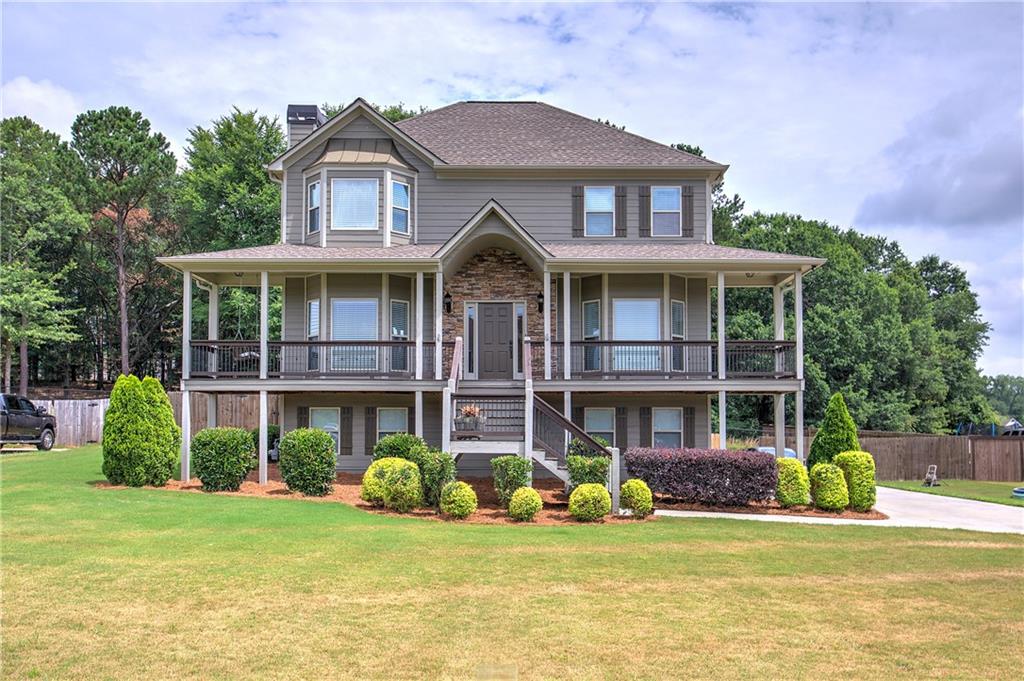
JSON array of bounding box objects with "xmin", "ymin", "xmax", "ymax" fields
[{"xmin": 655, "ymin": 486, "xmax": 1024, "ymax": 534}]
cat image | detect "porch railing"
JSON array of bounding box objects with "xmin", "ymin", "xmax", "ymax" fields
[
  {"xmin": 452, "ymin": 394, "xmax": 525, "ymax": 441},
  {"xmin": 533, "ymin": 395, "xmax": 609, "ymax": 470}
]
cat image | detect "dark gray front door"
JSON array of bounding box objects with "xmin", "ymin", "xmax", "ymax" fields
[{"xmin": 479, "ymin": 303, "xmax": 514, "ymax": 379}]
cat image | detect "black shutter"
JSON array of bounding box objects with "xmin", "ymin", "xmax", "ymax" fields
[
  {"xmin": 683, "ymin": 407, "xmax": 696, "ymax": 448},
  {"xmin": 408, "ymin": 405, "xmax": 415, "ymax": 436},
  {"xmin": 340, "ymin": 407, "xmax": 353, "ymax": 456},
  {"xmin": 681, "ymin": 186, "xmax": 694, "ymax": 238},
  {"xmin": 364, "ymin": 406, "xmax": 377, "ymax": 456},
  {"xmin": 297, "ymin": 406, "xmax": 309, "ymax": 428},
  {"xmin": 638, "ymin": 186, "xmax": 651, "ymax": 238},
  {"xmin": 614, "ymin": 186, "xmax": 627, "ymax": 237},
  {"xmin": 572, "ymin": 406, "xmax": 584, "ymax": 426},
  {"xmin": 615, "ymin": 407, "xmax": 628, "ymax": 450},
  {"xmin": 571, "ymin": 185, "xmax": 584, "ymax": 238},
  {"xmin": 639, "ymin": 407, "xmax": 652, "ymax": 447}
]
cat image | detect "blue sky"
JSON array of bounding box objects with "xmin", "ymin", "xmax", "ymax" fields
[{"xmin": 2, "ymin": 1, "xmax": 1021, "ymax": 375}]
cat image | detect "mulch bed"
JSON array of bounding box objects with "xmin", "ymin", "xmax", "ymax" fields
[
  {"xmin": 98, "ymin": 464, "xmax": 651, "ymax": 525},
  {"xmin": 655, "ymin": 496, "xmax": 888, "ymax": 520}
]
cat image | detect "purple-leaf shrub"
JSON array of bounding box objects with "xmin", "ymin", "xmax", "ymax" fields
[{"xmin": 624, "ymin": 448, "xmax": 778, "ymax": 506}]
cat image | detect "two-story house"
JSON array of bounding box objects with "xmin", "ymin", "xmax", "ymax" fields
[{"xmin": 160, "ymin": 98, "xmax": 823, "ymax": 485}]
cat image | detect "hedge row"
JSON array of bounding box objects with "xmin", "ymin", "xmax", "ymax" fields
[{"xmin": 624, "ymin": 448, "xmax": 778, "ymax": 506}]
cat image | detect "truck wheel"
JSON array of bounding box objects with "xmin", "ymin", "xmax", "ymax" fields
[{"xmin": 37, "ymin": 429, "xmax": 54, "ymax": 451}]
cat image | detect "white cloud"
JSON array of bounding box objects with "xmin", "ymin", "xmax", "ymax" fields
[{"xmin": 0, "ymin": 76, "xmax": 80, "ymax": 138}]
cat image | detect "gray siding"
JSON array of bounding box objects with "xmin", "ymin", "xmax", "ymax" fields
[
  {"xmin": 284, "ymin": 146, "xmax": 324, "ymax": 245},
  {"xmin": 283, "ymin": 277, "xmax": 307, "ymax": 341}
]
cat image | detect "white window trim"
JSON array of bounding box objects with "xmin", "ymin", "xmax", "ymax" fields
[
  {"xmin": 309, "ymin": 407, "xmax": 341, "ymax": 456},
  {"xmin": 391, "ymin": 179, "xmax": 410, "ymax": 235},
  {"xmin": 584, "ymin": 407, "xmax": 616, "ymax": 444},
  {"xmin": 584, "ymin": 185, "xmax": 615, "ymax": 237},
  {"xmin": 652, "ymin": 407, "xmax": 684, "ymax": 448},
  {"xmin": 377, "ymin": 407, "xmax": 409, "ymax": 441},
  {"xmin": 306, "ymin": 180, "xmax": 321, "ymax": 235},
  {"xmin": 307, "ymin": 298, "xmax": 320, "ymax": 339},
  {"xmin": 330, "ymin": 177, "xmax": 379, "ymax": 231},
  {"xmin": 582, "ymin": 298, "xmax": 601, "ymax": 372},
  {"xmin": 390, "ymin": 299, "xmax": 410, "ymax": 339},
  {"xmin": 670, "ymin": 298, "xmax": 687, "ymax": 372},
  {"xmin": 651, "ymin": 186, "xmax": 682, "ymax": 237}
]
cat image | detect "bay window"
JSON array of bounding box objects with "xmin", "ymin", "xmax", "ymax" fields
[
  {"xmin": 307, "ymin": 181, "xmax": 320, "ymax": 234},
  {"xmin": 331, "ymin": 298, "xmax": 378, "ymax": 371},
  {"xmin": 583, "ymin": 299, "xmax": 601, "ymax": 371},
  {"xmin": 612, "ymin": 299, "xmax": 660, "ymax": 371},
  {"xmin": 391, "ymin": 180, "xmax": 410, "ymax": 234},
  {"xmin": 331, "ymin": 178, "xmax": 378, "ymax": 230}
]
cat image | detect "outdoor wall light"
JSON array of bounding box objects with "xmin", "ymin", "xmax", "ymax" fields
[
  {"xmin": 443, "ymin": 291, "xmax": 453, "ymax": 314},
  {"xmin": 536, "ymin": 290, "xmax": 544, "ymax": 313}
]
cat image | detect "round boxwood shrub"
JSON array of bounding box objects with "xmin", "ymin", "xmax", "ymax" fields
[
  {"xmin": 361, "ymin": 457, "xmax": 406, "ymax": 506},
  {"xmin": 372, "ymin": 432, "xmax": 429, "ymax": 466},
  {"xmin": 440, "ymin": 481, "xmax": 477, "ymax": 519},
  {"xmin": 833, "ymin": 451, "xmax": 876, "ymax": 511},
  {"xmin": 491, "ymin": 455, "xmax": 533, "ymax": 507},
  {"xmin": 102, "ymin": 374, "xmax": 180, "ymax": 487},
  {"xmin": 278, "ymin": 428, "xmax": 336, "ymax": 496},
  {"xmin": 191, "ymin": 427, "xmax": 254, "ymax": 491},
  {"xmin": 808, "ymin": 392, "xmax": 860, "ymax": 470},
  {"xmin": 508, "ymin": 486, "xmax": 543, "ymax": 522},
  {"xmin": 776, "ymin": 458, "xmax": 810, "ymax": 508},
  {"xmin": 810, "ymin": 463, "xmax": 849, "ymax": 512},
  {"xmin": 379, "ymin": 458, "xmax": 422, "ymax": 512},
  {"xmin": 568, "ymin": 483, "xmax": 612, "ymax": 522},
  {"xmin": 620, "ymin": 479, "xmax": 653, "ymax": 518},
  {"xmin": 566, "ymin": 454, "xmax": 610, "ymax": 491}
]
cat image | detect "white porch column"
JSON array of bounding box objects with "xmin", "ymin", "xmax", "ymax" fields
[
  {"xmin": 434, "ymin": 269, "xmax": 443, "ymax": 380},
  {"xmin": 562, "ymin": 271, "xmax": 571, "ymax": 380},
  {"xmin": 543, "ymin": 270, "xmax": 552, "ymax": 380},
  {"xmin": 716, "ymin": 272, "xmax": 726, "ymax": 379},
  {"xmin": 258, "ymin": 389, "xmax": 268, "ymax": 485},
  {"xmin": 794, "ymin": 271, "xmax": 804, "ymax": 381},
  {"xmin": 774, "ymin": 394, "xmax": 785, "ymax": 456},
  {"xmin": 259, "ymin": 271, "xmax": 269, "ymax": 380},
  {"xmin": 773, "ymin": 283, "xmax": 785, "ymax": 377},
  {"xmin": 795, "ymin": 390, "xmax": 805, "ymax": 462},
  {"xmin": 414, "ymin": 390, "xmax": 423, "ymax": 437},
  {"xmin": 182, "ymin": 271, "xmax": 192, "ymax": 380},
  {"xmin": 415, "ymin": 272, "xmax": 424, "ymax": 380},
  {"xmin": 207, "ymin": 285, "xmax": 218, "ymax": 427},
  {"xmin": 718, "ymin": 390, "xmax": 727, "ymax": 448},
  {"xmin": 180, "ymin": 390, "xmax": 191, "ymax": 481},
  {"xmin": 441, "ymin": 387, "xmax": 452, "ymax": 452},
  {"xmin": 563, "ymin": 391, "xmax": 572, "ymax": 461}
]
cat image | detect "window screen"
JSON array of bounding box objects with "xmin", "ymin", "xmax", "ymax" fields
[{"xmin": 332, "ymin": 179, "xmax": 378, "ymax": 229}]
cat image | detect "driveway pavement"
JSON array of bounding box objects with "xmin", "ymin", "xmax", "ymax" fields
[{"xmin": 655, "ymin": 486, "xmax": 1024, "ymax": 534}]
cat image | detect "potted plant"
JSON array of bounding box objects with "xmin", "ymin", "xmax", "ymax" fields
[{"xmin": 454, "ymin": 403, "xmax": 483, "ymax": 432}]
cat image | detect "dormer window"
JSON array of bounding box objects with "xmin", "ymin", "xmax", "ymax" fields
[
  {"xmin": 584, "ymin": 186, "xmax": 615, "ymax": 236},
  {"xmin": 392, "ymin": 180, "xmax": 410, "ymax": 234},
  {"xmin": 651, "ymin": 186, "xmax": 682, "ymax": 236},
  {"xmin": 331, "ymin": 178, "xmax": 378, "ymax": 230},
  {"xmin": 307, "ymin": 181, "xmax": 320, "ymax": 234}
]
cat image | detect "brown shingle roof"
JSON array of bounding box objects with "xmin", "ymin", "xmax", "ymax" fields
[
  {"xmin": 160, "ymin": 243, "xmax": 437, "ymax": 262},
  {"xmin": 542, "ymin": 242, "xmax": 823, "ymax": 263},
  {"xmin": 395, "ymin": 102, "xmax": 725, "ymax": 169}
]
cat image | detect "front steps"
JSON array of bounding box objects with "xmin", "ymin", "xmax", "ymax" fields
[{"xmin": 447, "ymin": 439, "xmax": 570, "ymax": 484}]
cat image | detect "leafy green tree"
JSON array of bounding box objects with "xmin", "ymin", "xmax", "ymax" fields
[
  {"xmin": 321, "ymin": 101, "xmax": 427, "ymax": 122},
  {"xmin": 808, "ymin": 393, "xmax": 860, "ymax": 469},
  {"xmin": 0, "ymin": 116, "xmax": 87, "ymax": 392},
  {"xmin": 72, "ymin": 107, "xmax": 177, "ymax": 376},
  {"xmin": 985, "ymin": 375, "xmax": 1024, "ymax": 421}
]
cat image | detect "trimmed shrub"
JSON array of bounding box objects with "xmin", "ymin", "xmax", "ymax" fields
[
  {"xmin": 102, "ymin": 374, "xmax": 179, "ymax": 487},
  {"xmin": 624, "ymin": 448, "xmax": 778, "ymax": 506},
  {"xmin": 278, "ymin": 428, "xmax": 336, "ymax": 496},
  {"xmin": 776, "ymin": 458, "xmax": 810, "ymax": 507},
  {"xmin": 568, "ymin": 435, "xmax": 610, "ymax": 457},
  {"xmin": 508, "ymin": 486, "xmax": 543, "ymax": 522},
  {"xmin": 191, "ymin": 427, "xmax": 254, "ymax": 491},
  {"xmin": 567, "ymin": 454, "xmax": 609, "ymax": 491},
  {"xmin": 440, "ymin": 481, "xmax": 477, "ymax": 519},
  {"xmin": 372, "ymin": 433, "xmax": 429, "ymax": 467},
  {"xmin": 808, "ymin": 392, "xmax": 860, "ymax": 470},
  {"xmin": 420, "ymin": 449, "xmax": 457, "ymax": 508},
  {"xmin": 379, "ymin": 458, "xmax": 423, "ymax": 512},
  {"xmin": 361, "ymin": 457, "xmax": 406, "ymax": 506},
  {"xmin": 810, "ymin": 463, "xmax": 849, "ymax": 512},
  {"xmin": 568, "ymin": 483, "xmax": 612, "ymax": 521},
  {"xmin": 620, "ymin": 479, "xmax": 653, "ymax": 518},
  {"xmin": 491, "ymin": 455, "xmax": 532, "ymax": 507},
  {"xmin": 833, "ymin": 451, "xmax": 876, "ymax": 511}
]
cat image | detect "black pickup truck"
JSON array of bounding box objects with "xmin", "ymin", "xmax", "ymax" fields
[{"xmin": 0, "ymin": 394, "xmax": 57, "ymax": 450}]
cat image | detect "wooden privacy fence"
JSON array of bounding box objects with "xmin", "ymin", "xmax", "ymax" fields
[
  {"xmin": 40, "ymin": 393, "xmax": 280, "ymax": 447},
  {"xmin": 760, "ymin": 428, "xmax": 1024, "ymax": 482}
]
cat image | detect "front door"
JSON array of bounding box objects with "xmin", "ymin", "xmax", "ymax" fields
[{"xmin": 479, "ymin": 303, "xmax": 514, "ymax": 379}]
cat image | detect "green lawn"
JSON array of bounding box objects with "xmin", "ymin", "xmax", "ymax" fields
[
  {"xmin": 3, "ymin": 447, "xmax": 1023, "ymax": 680},
  {"xmin": 880, "ymin": 479, "xmax": 1024, "ymax": 507}
]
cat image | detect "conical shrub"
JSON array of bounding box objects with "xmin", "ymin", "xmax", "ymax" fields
[
  {"xmin": 102, "ymin": 374, "xmax": 179, "ymax": 487},
  {"xmin": 807, "ymin": 392, "xmax": 859, "ymax": 469}
]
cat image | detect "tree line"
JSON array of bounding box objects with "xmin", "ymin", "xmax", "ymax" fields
[{"xmin": 0, "ymin": 104, "xmax": 1014, "ymax": 432}]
